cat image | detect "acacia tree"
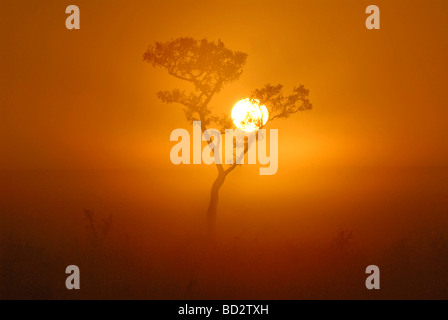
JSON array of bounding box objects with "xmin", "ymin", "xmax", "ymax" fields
[{"xmin": 143, "ymin": 37, "xmax": 311, "ymax": 236}]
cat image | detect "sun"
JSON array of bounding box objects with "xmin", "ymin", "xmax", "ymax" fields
[{"xmin": 231, "ymin": 98, "xmax": 269, "ymax": 132}]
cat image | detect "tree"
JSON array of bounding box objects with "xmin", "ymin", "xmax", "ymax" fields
[{"xmin": 143, "ymin": 37, "xmax": 312, "ymax": 238}]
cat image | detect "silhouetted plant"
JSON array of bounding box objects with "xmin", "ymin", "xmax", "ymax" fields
[
  {"xmin": 144, "ymin": 37, "xmax": 312, "ymax": 237},
  {"xmin": 84, "ymin": 209, "xmax": 112, "ymax": 248},
  {"xmin": 332, "ymin": 230, "xmax": 353, "ymax": 252}
]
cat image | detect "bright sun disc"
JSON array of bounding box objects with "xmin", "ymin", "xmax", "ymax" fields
[{"xmin": 231, "ymin": 98, "xmax": 269, "ymax": 132}]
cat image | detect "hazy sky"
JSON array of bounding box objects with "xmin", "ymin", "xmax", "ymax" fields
[{"xmin": 1, "ymin": 0, "xmax": 448, "ymax": 170}]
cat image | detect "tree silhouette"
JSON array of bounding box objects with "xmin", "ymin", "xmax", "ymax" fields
[{"xmin": 144, "ymin": 37, "xmax": 312, "ymax": 238}]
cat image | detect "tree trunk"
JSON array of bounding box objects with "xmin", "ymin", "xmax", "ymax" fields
[{"xmin": 206, "ymin": 171, "xmax": 226, "ymax": 239}]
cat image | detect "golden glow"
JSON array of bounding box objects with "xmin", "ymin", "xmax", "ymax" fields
[{"xmin": 231, "ymin": 98, "xmax": 269, "ymax": 132}]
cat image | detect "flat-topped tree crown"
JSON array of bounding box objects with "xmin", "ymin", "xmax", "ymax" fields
[
  {"xmin": 143, "ymin": 38, "xmax": 247, "ymax": 127},
  {"xmin": 250, "ymin": 84, "xmax": 312, "ymax": 121}
]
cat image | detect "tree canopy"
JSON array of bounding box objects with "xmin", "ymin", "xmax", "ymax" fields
[
  {"xmin": 143, "ymin": 37, "xmax": 311, "ymax": 132},
  {"xmin": 144, "ymin": 37, "xmax": 247, "ymax": 129}
]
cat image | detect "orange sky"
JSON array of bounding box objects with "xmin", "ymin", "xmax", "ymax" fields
[
  {"xmin": 1, "ymin": 0, "xmax": 448, "ymax": 171},
  {"xmin": 2, "ymin": 1, "xmax": 448, "ymax": 300}
]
